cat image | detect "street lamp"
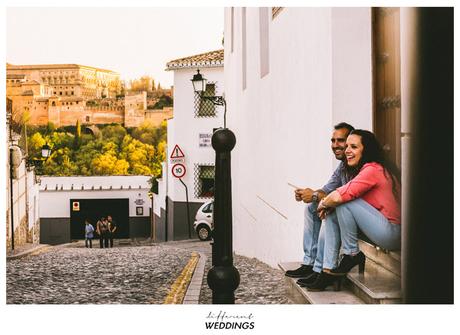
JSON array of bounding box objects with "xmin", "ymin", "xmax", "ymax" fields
[
  {"xmin": 148, "ymin": 191, "xmax": 156, "ymax": 242},
  {"xmin": 30, "ymin": 143, "xmax": 52, "ymax": 168},
  {"xmin": 41, "ymin": 144, "xmax": 52, "ymax": 159},
  {"xmin": 192, "ymin": 69, "xmax": 240, "ymax": 304},
  {"xmin": 191, "ymin": 69, "xmax": 228, "ymax": 128}
]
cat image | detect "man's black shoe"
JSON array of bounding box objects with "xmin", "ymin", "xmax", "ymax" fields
[
  {"xmin": 285, "ymin": 264, "xmax": 314, "ymax": 278},
  {"xmin": 296, "ymin": 272, "xmax": 319, "ymax": 287}
]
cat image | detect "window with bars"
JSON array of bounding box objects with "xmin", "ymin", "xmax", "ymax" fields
[
  {"xmin": 194, "ymin": 83, "xmax": 216, "ymax": 117},
  {"xmin": 194, "ymin": 164, "xmax": 215, "ymax": 198}
]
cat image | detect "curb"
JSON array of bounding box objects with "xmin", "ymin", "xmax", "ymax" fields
[
  {"xmin": 183, "ymin": 252, "xmax": 207, "ymax": 304},
  {"xmin": 6, "ymin": 241, "xmax": 80, "ymax": 260},
  {"xmin": 163, "ymin": 252, "xmax": 200, "ymax": 304},
  {"xmin": 7, "ymin": 244, "xmax": 51, "ymax": 260}
]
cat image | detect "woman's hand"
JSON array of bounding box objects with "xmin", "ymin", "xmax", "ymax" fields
[{"xmin": 317, "ymin": 199, "xmax": 329, "ymax": 219}]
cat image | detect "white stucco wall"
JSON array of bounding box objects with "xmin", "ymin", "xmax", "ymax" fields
[
  {"xmin": 27, "ymin": 169, "xmax": 40, "ymax": 230},
  {"xmin": 154, "ymin": 162, "xmax": 168, "ymax": 217},
  {"xmin": 225, "ymin": 7, "xmax": 373, "ymax": 267},
  {"xmin": 39, "ymin": 176, "xmax": 151, "ymax": 218},
  {"xmin": 166, "ymin": 66, "xmax": 224, "ymax": 203}
]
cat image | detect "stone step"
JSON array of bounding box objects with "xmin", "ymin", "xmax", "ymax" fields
[
  {"xmin": 279, "ymin": 259, "xmax": 401, "ymax": 304},
  {"xmin": 346, "ymin": 258, "xmax": 401, "ymax": 304},
  {"xmin": 279, "ymin": 262, "xmax": 365, "ymax": 304},
  {"xmin": 359, "ymin": 240, "xmax": 401, "ymax": 276}
]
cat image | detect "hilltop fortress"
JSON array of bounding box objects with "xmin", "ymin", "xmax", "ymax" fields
[{"xmin": 6, "ymin": 63, "xmax": 172, "ymax": 128}]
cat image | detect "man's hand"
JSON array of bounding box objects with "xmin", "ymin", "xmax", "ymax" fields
[{"xmin": 295, "ymin": 188, "xmax": 314, "ymax": 203}]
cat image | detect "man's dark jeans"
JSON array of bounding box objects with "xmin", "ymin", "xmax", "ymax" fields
[
  {"xmin": 99, "ymin": 232, "xmax": 109, "ymax": 248},
  {"xmin": 109, "ymin": 233, "xmax": 115, "ymax": 248}
]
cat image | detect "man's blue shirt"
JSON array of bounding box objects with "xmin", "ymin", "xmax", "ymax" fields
[{"xmin": 321, "ymin": 161, "xmax": 349, "ymax": 194}]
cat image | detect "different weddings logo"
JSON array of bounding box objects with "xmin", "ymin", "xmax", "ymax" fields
[{"xmin": 204, "ymin": 310, "xmax": 255, "ymax": 330}]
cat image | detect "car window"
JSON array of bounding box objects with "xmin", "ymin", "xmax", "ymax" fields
[{"xmin": 202, "ymin": 202, "xmax": 213, "ymax": 213}]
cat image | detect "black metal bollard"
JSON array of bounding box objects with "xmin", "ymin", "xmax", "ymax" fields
[{"xmin": 207, "ymin": 128, "xmax": 240, "ymax": 304}]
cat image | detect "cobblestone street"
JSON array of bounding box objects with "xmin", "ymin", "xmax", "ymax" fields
[
  {"xmin": 7, "ymin": 239, "xmax": 291, "ymax": 304},
  {"xmin": 7, "ymin": 243, "xmax": 192, "ymax": 304}
]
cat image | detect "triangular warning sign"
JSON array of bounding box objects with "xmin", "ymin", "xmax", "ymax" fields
[{"xmin": 170, "ymin": 144, "xmax": 185, "ymax": 159}]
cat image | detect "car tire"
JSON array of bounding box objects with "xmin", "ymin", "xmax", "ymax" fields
[{"xmin": 196, "ymin": 224, "xmax": 211, "ymax": 241}]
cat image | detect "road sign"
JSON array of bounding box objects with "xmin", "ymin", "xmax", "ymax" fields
[
  {"xmin": 170, "ymin": 144, "xmax": 185, "ymax": 164},
  {"xmin": 170, "ymin": 144, "xmax": 185, "ymax": 159},
  {"xmin": 172, "ymin": 163, "xmax": 186, "ymax": 178},
  {"xmin": 72, "ymin": 201, "xmax": 80, "ymax": 211}
]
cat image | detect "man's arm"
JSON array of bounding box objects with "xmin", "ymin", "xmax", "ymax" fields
[
  {"xmin": 295, "ymin": 188, "xmax": 326, "ymax": 203},
  {"xmin": 321, "ymin": 163, "xmax": 344, "ymax": 195}
]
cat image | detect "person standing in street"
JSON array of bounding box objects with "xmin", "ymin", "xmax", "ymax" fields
[
  {"xmin": 96, "ymin": 217, "xmax": 109, "ymax": 248},
  {"xmin": 107, "ymin": 215, "xmax": 117, "ymax": 248},
  {"xmin": 84, "ymin": 220, "xmax": 95, "ymax": 248}
]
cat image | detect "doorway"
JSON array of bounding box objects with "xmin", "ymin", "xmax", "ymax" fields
[
  {"xmin": 373, "ymin": 7, "xmax": 402, "ymax": 168},
  {"xmin": 70, "ymin": 198, "xmax": 129, "ymax": 239}
]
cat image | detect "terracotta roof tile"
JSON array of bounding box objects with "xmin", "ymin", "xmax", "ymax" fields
[{"xmin": 166, "ymin": 49, "xmax": 224, "ymax": 70}]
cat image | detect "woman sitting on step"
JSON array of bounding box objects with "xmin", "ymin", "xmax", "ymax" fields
[{"xmin": 306, "ymin": 129, "xmax": 401, "ymax": 291}]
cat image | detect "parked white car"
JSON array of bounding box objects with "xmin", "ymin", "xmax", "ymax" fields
[{"xmin": 193, "ymin": 200, "xmax": 213, "ymax": 241}]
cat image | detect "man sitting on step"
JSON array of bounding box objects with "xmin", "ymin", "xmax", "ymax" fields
[{"xmin": 285, "ymin": 122, "xmax": 354, "ymax": 287}]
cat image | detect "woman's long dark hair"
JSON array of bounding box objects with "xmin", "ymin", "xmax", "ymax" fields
[{"xmin": 345, "ymin": 129, "xmax": 401, "ymax": 199}]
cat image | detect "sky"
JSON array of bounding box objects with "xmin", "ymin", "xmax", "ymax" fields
[{"xmin": 6, "ymin": 7, "xmax": 224, "ymax": 88}]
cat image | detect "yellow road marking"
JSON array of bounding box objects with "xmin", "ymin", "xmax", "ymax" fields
[{"xmin": 163, "ymin": 252, "xmax": 200, "ymax": 304}]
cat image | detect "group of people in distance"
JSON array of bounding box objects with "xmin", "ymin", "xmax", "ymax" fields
[
  {"xmin": 285, "ymin": 122, "xmax": 401, "ymax": 291},
  {"xmin": 84, "ymin": 215, "xmax": 117, "ymax": 249}
]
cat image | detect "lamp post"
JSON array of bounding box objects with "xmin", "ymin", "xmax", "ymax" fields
[
  {"xmin": 191, "ymin": 69, "xmax": 240, "ymax": 304},
  {"xmin": 148, "ymin": 191, "xmax": 156, "ymax": 242}
]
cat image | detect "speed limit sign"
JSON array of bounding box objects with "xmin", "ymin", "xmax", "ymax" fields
[{"xmin": 172, "ymin": 163, "xmax": 186, "ymax": 178}]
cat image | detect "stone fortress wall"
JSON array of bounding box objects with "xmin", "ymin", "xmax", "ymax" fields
[{"xmin": 6, "ymin": 63, "xmax": 172, "ymax": 128}]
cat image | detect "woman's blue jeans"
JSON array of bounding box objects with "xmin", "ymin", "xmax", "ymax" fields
[{"xmin": 323, "ymin": 198, "xmax": 401, "ymax": 270}]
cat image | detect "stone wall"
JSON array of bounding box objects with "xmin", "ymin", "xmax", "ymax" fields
[
  {"xmin": 145, "ymin": 107, "xmax": 173, "ymax": 127},
  {"xmin": 6, "ymin": 215, "xmax": 29, "ymax": 251}
]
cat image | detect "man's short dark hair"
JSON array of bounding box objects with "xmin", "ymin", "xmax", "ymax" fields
[{"xmin": 334, "ymin": 122, "xmax": 355, "ymax": 134}]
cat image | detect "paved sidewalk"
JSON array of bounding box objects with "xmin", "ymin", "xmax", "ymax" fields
[{"xmin": 6, "ymin": 243, "xmax": 51, "ymax": 260}]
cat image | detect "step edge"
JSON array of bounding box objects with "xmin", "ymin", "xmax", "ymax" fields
[
  {"xmin": 346, "ymin": 259, "xmax": 402, "ymax": 299},
  {"xmin": 285, "ymin": 276, "xmax": 365, "ymax": 304},
  {"xmin": 358, "ymin": 240, "xmax": 401, "ymax": 276}
]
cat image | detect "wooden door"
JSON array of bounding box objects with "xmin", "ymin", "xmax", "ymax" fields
[{"xmin": 373, "ymin": 7, "xmax": 401, "ymax": 168}]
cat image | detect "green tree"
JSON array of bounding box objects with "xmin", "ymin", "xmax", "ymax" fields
[
  {"xmin": 73, "ymin": 119, "xmax": 82, "ymax": 150},
  {"xmin": 28, "ymin": 132, "xmax": 46, "ymax": 159},
  {"xmin": 92, "ymin": 152, "xmax": 129, "ymax": 175},
  {"xmin": 27, "ymin": 123, "xmax": 166, "ymax": 177},
  {"xmin": 120, "ymin": 135, "xmax": 155, "ymax": 175},
  {"xmin": 101, "ymin": 124, "xmax": 127, "ymax": 145},
  {"xmin": 152, "ymin": 95, "xmax": 173, "ymax": 109}
]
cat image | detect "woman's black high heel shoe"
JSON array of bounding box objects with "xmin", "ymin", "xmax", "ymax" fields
[
  {"xmin": 306, "ymin": 271, "xmax": 343, "ymax": 292},
  {"xmin": 330, "ymin": 251, "xmax": 366, "ymax": 275}
]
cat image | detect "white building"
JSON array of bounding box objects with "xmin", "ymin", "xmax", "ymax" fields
[
  {"xmin": 39, "ymin": 175, "xmax": 151, "ymax": 244},
  {"xmin": 154, "ymin": 50, "xmax": 224, "ymax": 240},
  {"xmin": 224, "ymin": 7, "xmax": 411, "ymax": 267},
  {"xmin": 7, "ymin": 142, "xmax": 41, "ymax": 249}
]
